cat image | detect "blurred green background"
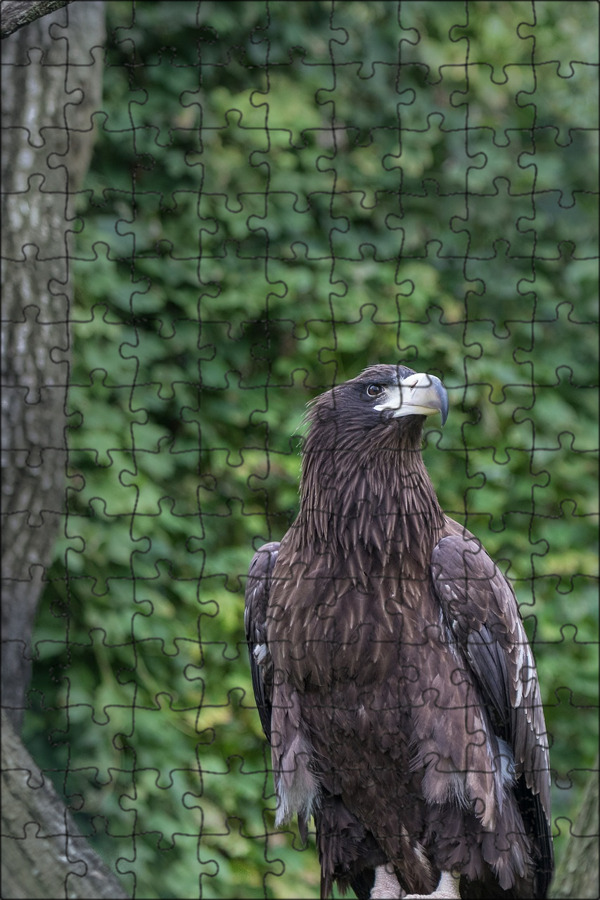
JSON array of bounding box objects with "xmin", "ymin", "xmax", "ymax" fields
[{"xmin": 23, "ymin": 2, "xmax": 597, "ymax": 898}]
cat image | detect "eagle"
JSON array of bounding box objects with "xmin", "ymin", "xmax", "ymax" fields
[{"xmin": 244, "ymin": 364, "xmax": 553, "ymax": 900}]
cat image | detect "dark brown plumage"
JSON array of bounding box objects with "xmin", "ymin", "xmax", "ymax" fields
[{"xmin": 245, "ymin": 364, "xmax": 553, "ymax": 899}]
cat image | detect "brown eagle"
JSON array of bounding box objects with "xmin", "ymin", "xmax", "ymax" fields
[{"xmin": 244, "ymin": 365, "xmax": 553, "ymax": 899}]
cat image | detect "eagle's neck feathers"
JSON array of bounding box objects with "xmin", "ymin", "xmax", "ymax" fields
[{"xmin": 296, "ymin": 418, "xmax": 445, "ymax": 568}]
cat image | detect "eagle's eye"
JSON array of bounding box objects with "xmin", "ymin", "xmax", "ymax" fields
[{"xmin": 366, "ymin": 383, "xmax": 384, "ymax": 398}]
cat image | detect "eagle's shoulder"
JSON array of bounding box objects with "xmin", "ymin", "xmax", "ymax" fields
[{"xmin": 431, "ymin": 520, "xmax": 523, "ymax": 648}]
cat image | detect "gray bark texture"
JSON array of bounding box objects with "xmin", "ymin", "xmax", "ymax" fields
[
  {"xmin": 1, "ymin": 711, "xmax": 130, "ymax": 899},
  {"xmin": 549, "ymin": 760, "xmax": 600, "ymax": 900},
  {"xmin": 1, "ymin": 1, "xmax": 74, "ymax": 39},
  {"xmin": 1, "ymin": 6, "xmax": 128, "ymax": 896},
  {"xmin": 1, "ymin": 0, "xmax": 104, "ymax": 734}
]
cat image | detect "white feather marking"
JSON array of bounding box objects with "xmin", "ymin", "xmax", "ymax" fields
[
  {"xmin": 414, "ymin": 839, "xmax": 433, "ymax": 874},
  {"xmin": 253, "ymin": 643, "xmax": 267, "ymax": 665},
  {"xmin": 274, "ymin": 732, "xmax": 318, "ymax": 827},
  {"xmin": 496, "ymin": 737, "xmax": 516, "ymax": 786}
]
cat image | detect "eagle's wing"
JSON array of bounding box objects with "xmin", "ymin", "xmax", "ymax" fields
[
  {"xmin": 244, "ymin": 541, "xmax": 279, "ymax": 743},
  {"xmin": 430, "ymin": 528, "xmax": 553, "ymax": 892}
]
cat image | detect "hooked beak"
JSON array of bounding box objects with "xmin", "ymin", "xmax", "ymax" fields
[{"xmin": 374, "ymin": 372, "xmax": 448, "ymax": 424}]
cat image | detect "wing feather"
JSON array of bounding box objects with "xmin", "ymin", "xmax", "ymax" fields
[
  {"xmin": 244, "ymin": 541, "xmax": 279, "ymax": 743},
  {"xmin": 431, "ymin": 528, "xmax": 554, "ymax": 894}
]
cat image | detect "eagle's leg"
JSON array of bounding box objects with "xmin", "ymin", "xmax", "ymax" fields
[
  {"xmin": 403, "ymin": 870, "xmax": 460, "ymax": 899},
  {"xmin": 370, "ymin": 863, "xmax": 402, "ymax": 899}
]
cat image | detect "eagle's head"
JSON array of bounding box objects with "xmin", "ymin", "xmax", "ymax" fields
[
  {"xmin": 306, "ymin": 364, "xmax": 448, "ymax": 453},
  {"xmin": 299, "ymin": 364, "xmax": 449, "ymax": 548}
]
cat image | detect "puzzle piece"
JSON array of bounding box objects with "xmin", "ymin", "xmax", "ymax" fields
[{"xmin": 2, "ymin": 2, "xmax": 597, "ymax": 899}]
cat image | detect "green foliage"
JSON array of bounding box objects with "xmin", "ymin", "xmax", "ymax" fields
[{"xmin": 24, "ymin": 2, "xmax": 597, "ymax": 898}]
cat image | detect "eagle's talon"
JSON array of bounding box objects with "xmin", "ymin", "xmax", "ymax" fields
[{"xmin": 370, "ymin": 864, "xmax": 401, "ymax": 898}]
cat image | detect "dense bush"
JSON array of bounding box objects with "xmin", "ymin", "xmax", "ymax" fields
[{"xmin": 24, "ymin": 3, "xmax": 597, "ymax": 897}]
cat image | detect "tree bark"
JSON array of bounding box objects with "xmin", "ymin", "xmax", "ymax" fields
[
  {"xmin": 0, "ymin": 1, "xmax": 74, "ymax": 39},
  {"xmin": 1, "ymin": 0, "xmax": 104, "ymax": 735},
  {"xmin": 0, "ymin": 7, "xmax": 128, "ymax": 898},
  {"xmin": 549, "ymin": 760, "xmax": 600, "ymax": 900},
  {"xmin": 1, "ymin": 711, "xmax": 130, "ymax": 899}
]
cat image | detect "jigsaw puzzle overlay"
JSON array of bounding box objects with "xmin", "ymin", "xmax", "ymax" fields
[{"xmin": 2, "ymin": 2, "xmax": 598, "ymax": 899}]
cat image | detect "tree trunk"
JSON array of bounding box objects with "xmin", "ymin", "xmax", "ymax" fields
[
  {"xmin": 0, "ymin": 1, "xmax": 74, "ymax": 39},
  {"xmin": 1, "ymin": 0, "xmax": 104, "ymax": 734},
  {"xmin": 1, "ymin": 711, "xmax": 130, "ymax": 899},
  {"xmin": 549, "ymin": 760, "xmax": 600, "ymax": 900},
  {"xmin": 1, "ymin": 6, "xmax": 128, "ymax": 896}
]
